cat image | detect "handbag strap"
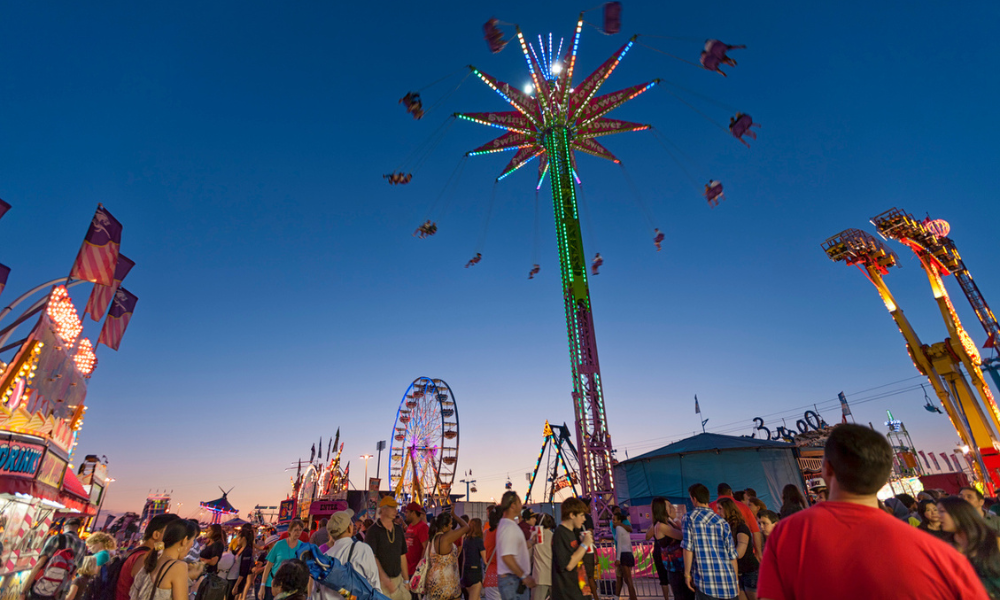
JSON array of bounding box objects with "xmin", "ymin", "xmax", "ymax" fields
[{"xmin": 150, "ymin": 560, "xmax": 179, "ymax": 600}]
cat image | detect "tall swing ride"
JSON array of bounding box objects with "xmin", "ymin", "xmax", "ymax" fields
[{"xmin": 389, "ymin": 6, "xmax": 755, "ymax": 522}]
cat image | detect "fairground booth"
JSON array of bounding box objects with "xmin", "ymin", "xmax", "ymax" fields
[
  {"xmin": 0, "ymin": 286, "xmax": 110, "ymax": 592},
  {"xmin": 614, "ymin": 432, "xmax": 807, "ymax": 516}
]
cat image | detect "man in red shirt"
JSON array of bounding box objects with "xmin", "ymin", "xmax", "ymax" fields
[
  {"xmin": 757, "ymin": 423, "xmax": 989, "ymax": 600},
  {"xmin": 404, "ymin": 502, "xmax": 428, "ymax": 600},
  {"xmin": 709, "ymin": 483, "xmax": 762, "ymax": 560}
]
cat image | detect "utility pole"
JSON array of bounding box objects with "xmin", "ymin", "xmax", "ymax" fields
[
  {"xmin": 460, "ymin": 479, "xmax": 477, "ymax": 502},
  {"xmin": 376, "ymin": 440, "xmax": 386, "ymax": 485}
]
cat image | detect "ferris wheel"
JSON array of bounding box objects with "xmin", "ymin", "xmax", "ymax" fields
[{"xmin": 390, "ymin": 377, "xmax": 460, "ymax": 506}]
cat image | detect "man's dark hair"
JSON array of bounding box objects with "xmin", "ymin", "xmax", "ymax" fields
[
  {"xmin": 717, "ymin": 483, "xmax": 733, "ymax": 496},
  {"xmin": 561, "ymin": 497, "xmax": 588, "ymax": 521},
  {"xmin": 896, "ymin": 493, "xmax": 917, "ymax": 510},
  {"xmin": 689, "ymin": 483, "xmax": 710, "ymax": 504},
  {"xmin": 744, "ymin": 487, "xmax": 757, "ymax": 498},
  {"xmin": 500, "ymin": 491, "xmax": 520, "ymax": 515},
  {"xmin": 961, "ymin": 486, "xmax": 986, "ymax": 501},
  {"xmin": 824, "ymin": 423, "xmax": 892, "ymax": 494}
]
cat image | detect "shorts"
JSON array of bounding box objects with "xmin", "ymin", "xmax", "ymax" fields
[
  {"xmin": 618, "ymin": 552, "xmax": 635, "ymax": 568},
  {"xmin": 739, "ymin": 570, "xmax": 759, "ymax": 592}
]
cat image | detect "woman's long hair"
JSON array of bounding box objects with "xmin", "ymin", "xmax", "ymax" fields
[
  {"xmin": 718, "ymin": 498, "xmax": 746, "ymax": 541},
  {"xmin": 428, "ymin": 513, "xmax": 454, "ymax": 548},
  {"xmin": 487, "ymin": 505, "xmax": 501, "ymax": 531},
  {"xmin": 467, "ymin": 518, "xmax": 483, "ymax": 539},
  {"xmin": 917, "ymin": 499, "xmax": 938, "ymax": 527},
  {"xmin": 238, "ymin": 524, "xmax": 254, "ymax": 553},
  {"xmin": 206, "ymin": 524, "xmax": 226, "ymax": 546},
  {"xmin": 145, "ymin": 519, "xmax": 199, "ymax": 573},
  {"xmin": 781, "ymin": 485, "xmax": 807, "ymax": 510},
  {"xmin": 939, "ymin": 497, "xmax": 1000, "ymax": 577},
  {"xmin": 651, "ymin": 497, "xmax": 670, "ymax": 525}
]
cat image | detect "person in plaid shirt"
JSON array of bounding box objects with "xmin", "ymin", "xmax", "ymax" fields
[{"xmin": 681, "ymin": 484, "xmax": 738, "ymax": 600}]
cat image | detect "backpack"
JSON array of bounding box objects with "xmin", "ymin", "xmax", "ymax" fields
[
  {"xmin": 194, "ymin": 573, "xmax": 229, "ymax": 600},
  {"xmin": 32, "ymin": 536, "xmax": 76, "ymax": 598},
  {"xmin": 83, "ymin": 546, "xmax": 149, "ymax": 600}
]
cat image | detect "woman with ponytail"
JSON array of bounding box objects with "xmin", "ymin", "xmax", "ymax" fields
[{"xmin": 130, "ymin": 518, "xmax": 200, "ymax": 600}]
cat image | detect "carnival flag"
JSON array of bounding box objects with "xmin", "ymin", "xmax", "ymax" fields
[
  {"xmin": 0, "ymin": 263, "xmax": 9, "ymax": 299},
  {"xmin": 929, "ymin": 452, "xmax": 941, "ymax": 471},
  {"xmin": 940, "ymin": 453, "xmax": 953, "ymax": 471},
  {"xmin": 695, "ymin": 395, "xmax": 701, "ymax": 415},
  {"xmin": 918, "ymin": 450, "xmax": 930, "ymax": 470},
  {"xmin": 69, "ymin": 204, "xmax": 122, "ymax": 286},
  {"xmin": 0, "ymin": 199, "xmax": 10, "ymax": 220},
  {"xmin": 97, "ymin": 287, "xmax": 138, "ymax": 350},
  {"xmin": 838, "ymin": 392, "xmax": 852, "ymax": 423},
  {"xmin": 84, "ymin": 254, "xmax": 135, "ymax": 321}
]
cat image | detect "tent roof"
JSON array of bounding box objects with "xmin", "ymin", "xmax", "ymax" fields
[
  {"xmin": 627, "ymin": 432, "xmax": 795, "ymax": 462},
  {"xmin": 201, "ymin": 491, "xmax": 238, "ymax": 514}
]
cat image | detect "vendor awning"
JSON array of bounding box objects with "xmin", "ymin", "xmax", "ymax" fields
[{"xmin": 61, "ymin": 469, "xmax": 90, "ymax": 502}]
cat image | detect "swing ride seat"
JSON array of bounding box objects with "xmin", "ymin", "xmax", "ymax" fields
[{"xmin": 603, "ymin": 2, "xmax": 622, "ymax": 35}]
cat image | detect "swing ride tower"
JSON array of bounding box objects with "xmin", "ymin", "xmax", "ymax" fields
[
  {"xmin": 455, "ymin": 17, "xmax": 656, "ymax": 524},
  {"xmin": 823, "ymin": 229, "xmax": 1000, "ymax": 490}
]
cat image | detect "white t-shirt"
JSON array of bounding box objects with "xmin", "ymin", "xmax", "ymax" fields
[
  {"xmin": 615, "ymin": 525, "xmax": 631, "ymax": 559},
  {"xmin": 531, "ymin": 528, "xmax": 553, "ymax": 586},
  {"xmin": 496, "ymin": 518, "xmax": 529, "ymax": 577},
  {"xmin": 316, "ymin": 536, "xmax": 382, "ymax": 600}
]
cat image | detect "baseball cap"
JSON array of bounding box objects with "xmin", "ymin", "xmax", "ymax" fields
[
  {"xmin": 404, "ymin": 502, "xmax": 423, "ymax": 513},
  {"xmin": 379, "ymin": 496, "xmax": 399, "ymax": 508},
  {"xmin": 327, "ymin": 509, "xmax": 355, "ymax": 538}
]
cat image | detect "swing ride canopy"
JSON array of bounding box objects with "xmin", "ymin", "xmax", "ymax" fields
[
  {"xmin": 614, "ymin": 432, "xmax": 803, "ymax": 511},
  {"xmin": 200, "ymin": 491, "xmax": 238, "ymax": 516}
]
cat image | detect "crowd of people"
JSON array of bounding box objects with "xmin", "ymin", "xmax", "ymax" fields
[{"xmin": 19, "ymin": 423, "xmax": 1000, "ymax": 600}]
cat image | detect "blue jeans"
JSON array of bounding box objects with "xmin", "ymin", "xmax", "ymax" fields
[{"xmin": 498, "ymin": 574, "xmax": 528, "ymax": 600}]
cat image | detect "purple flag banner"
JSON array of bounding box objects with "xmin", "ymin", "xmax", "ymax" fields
[
  {"xmin": 97, "ymin": 287, "xmax": 138, "ymax": 351},
  {"xmin": 0, "ymin": 199, "xmax": 10, "ymax": 221},
  {"xmin": 0, "ymin": 263, "xmax": 9, "ymax": 299},
  {"xmin": 84, "ymin": 254, "xmax": 135, "ymax": 321},
  {"xmin": 69, "ymin": 205, "xmax": 122, "ymax": 286}
]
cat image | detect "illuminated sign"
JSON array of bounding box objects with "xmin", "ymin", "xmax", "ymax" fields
[
  {"xmin": 278, "ymin": 499, "xmax": 296, "ymax": 521},
  {"xmin": 37, "ymin": 452, "xmax": 67, "ymax": 488},
  {"xmin": 73, "ymin": 339, "xmax": 97, "ymax": 377},
  {"xmin": 47, "ymin": 286, "xmax": 83, "ymax": 347},
  {"xmin": 0, "ymin": 439, "xmax": 44, "ymax": 478}
]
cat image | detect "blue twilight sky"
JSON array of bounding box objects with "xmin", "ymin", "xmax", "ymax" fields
[{"xmin": 1, "ymin": 1, "xmax": 998, "ymax": 516}]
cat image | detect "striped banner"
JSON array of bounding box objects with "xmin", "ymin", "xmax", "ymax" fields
[
  {"xmin": 84, "ymin": 254, "xmax": 134, "ymax": 321},
  {"xmin": 69, "ymin": 205, "xmax": 122, "ymax": 286},
  {"xmin": 97, "ymin": 287, "xmax": 138, "ymax": 351}
]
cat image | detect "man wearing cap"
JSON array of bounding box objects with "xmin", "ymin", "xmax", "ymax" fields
[
  {"xmin": 404, "ymin": 501, "xmax": 429, "ymax": 600},
  {"xmin": 21, "ymin": 517, "xmax": 88, "ymax": 600},
  {"xmin": 367, "ymin": 496, "xmax": 409, "ymax": 600},
  {"xmin": 316, "ymin": 509, "xmax": 381, "ymax": 600}
]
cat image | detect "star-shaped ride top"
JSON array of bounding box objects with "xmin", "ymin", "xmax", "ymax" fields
[{"xmin": 457, "ymin": 16, "xmax": 659, "ymax": 184}]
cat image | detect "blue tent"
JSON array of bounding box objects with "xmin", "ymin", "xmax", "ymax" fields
[{"xmin": 615, "ymin": 433, "xmax": 806, "ymax": 510}]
